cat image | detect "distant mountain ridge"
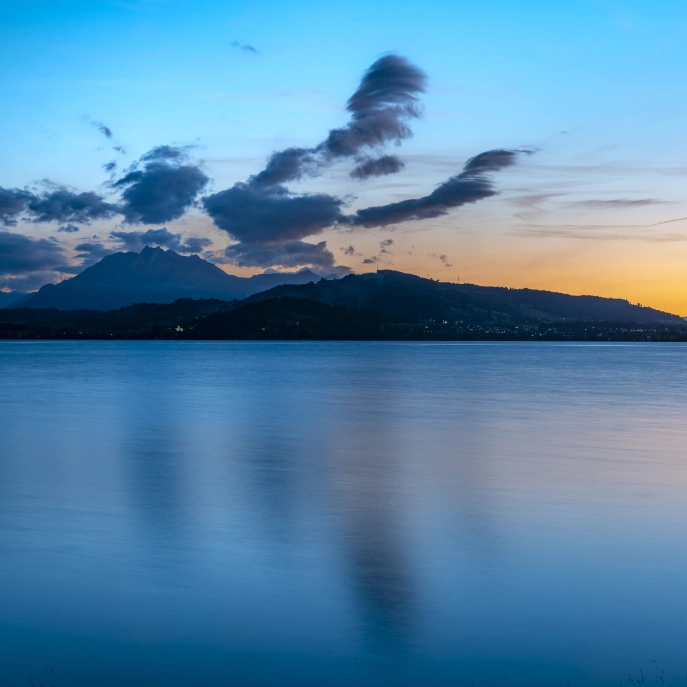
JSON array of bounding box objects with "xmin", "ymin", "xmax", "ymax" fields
[
  {"xmin": 6, "ymin": 250, "xmax": 681, "ymax": 325},
  {"xmin": 0, "ymin": 291, "xmax": 29, "ymax": 308},
  {"xmin": 244, "ymin": 270, "xmax": 681, "ymax": 325},
  {"xmin": 10, "ymin": 247, "xmax": 325, "ymax": 311}
]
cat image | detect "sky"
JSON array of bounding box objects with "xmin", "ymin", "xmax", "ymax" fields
[{"xmin": 2, "ymin": 0, "xmax": 687, "ymax": 313}]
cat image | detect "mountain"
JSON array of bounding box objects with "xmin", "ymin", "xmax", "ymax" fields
[
  {"xmin": 0, "ymin": 291, "xmax": 29, "ymax": 308},
  {"xmin": 244, "ymin": 270, "xmax": 682, "ymax": 325},
  {"xmin": 12, "ymin": 247, "xmax": 323, "ymax": 310}
]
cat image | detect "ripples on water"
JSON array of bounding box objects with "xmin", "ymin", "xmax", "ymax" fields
[{"xmin": 1, "ymin": 341, "xmax": 686, "ymax": 686}]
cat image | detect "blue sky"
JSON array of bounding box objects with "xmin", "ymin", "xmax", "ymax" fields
[{"xmin": 2, "ymin": 0, "xmax": 687, "ymax": 311}]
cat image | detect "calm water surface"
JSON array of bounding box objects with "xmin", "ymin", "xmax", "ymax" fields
[{"xmin": 1, "ymin": 341, "xmax": 686, "ymax": 686}]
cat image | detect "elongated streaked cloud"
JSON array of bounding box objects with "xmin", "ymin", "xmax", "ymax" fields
[
  {"xmin": 113, "ymin": 145, "xmax": 209, "ymax": 224},
  {"xmin": 350, "ymin": 149, "xmax": 530, "ymax": 228}
]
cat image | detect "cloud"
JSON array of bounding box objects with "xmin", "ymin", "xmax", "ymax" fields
[
  {"xmin": 103, "ymin": 161, "xmax": 117, "ymax": 173},
  {"xmin": 231, "ymin": 41, "xmax": 259, "ymax": 54},
  {"xmin": 224, "ymin": 239, "xmax": 346, "ymax": 271},
  {"xmin": 350, "ymin": 154, "xmax": 405, "ymax": 180},
  {"xmin": 73, "ymin": 241, "xmax": 116, "ymax": 267},
  {"xmin": 112, "ymin": 145, "xmax": 209, "ymax": 224},
  {"xmin": 0, "ymin": 230, "xmax": 69, "ymax": 288},
  {"xmin": 0, "ymin": 187, "xmax": 34, "ymax": 226},
  {"xmin": 27, "ymin": 187, "xmax": 120, "ymax": 224},
  {"xmin": 461, "ymin": 149, "xmax": 523, "ymax": 175},
  {"xmin": 245, "ymin": 54, "xmax": 426, "ymax": 189},
  {"xmin": 0, "ymin": 270, "xmax": 63, "ymax": 292},
  {"xmin": 203, "ymin": 55, "xmax": 426, "ymax": 271},
  {"xmin": 319, "ymin": 54, "xmax": 426, "ymax": 160},
  {"xmin": 203, "ymin": 183, "xmax": 346, "ymax": 244},
  {"xmin": 94, "ymin": 122, "xmax": 113, "ymax": 138},
  {"xmin": 379, "ymin": 238, "xmax": 394, "ymax": 253},
  {"xmin": 341, "ymin": 245, "xmax": 362, "ymax": 256},
  {"xmin": 432, "ymin": 253, "xmax": 453, "ymax": 267},
  {"xmin": 351, "ymin": 148, "xmax": 531, "ymax": 228},
  {"xmin": 363, "ymin": 257, "xmax": 377, "ymax": 264},
  {"xmin": 109, "ymin": 227, "xmax": 213, "ymax": 254},
  {"xmin": 569, "ymin": 198, "xmax": 668, "ymax": 209},
  {"xmin": 57, "ymin": 224, "xmax": 80, "ymax": 233}
]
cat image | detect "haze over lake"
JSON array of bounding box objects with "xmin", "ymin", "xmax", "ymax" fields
[{"xmin": 1, "ymin": 341, "xmax": 686, "ymax": 687}]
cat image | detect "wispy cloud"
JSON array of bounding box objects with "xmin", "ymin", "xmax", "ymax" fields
[{"xmin": 230, "ymin": 41, "xmax": 259, "ymax": 54}]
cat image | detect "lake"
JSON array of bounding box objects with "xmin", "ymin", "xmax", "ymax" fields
[{"xmin": 1, "ymin": 341, "xmax": 686, "ymax": 687}]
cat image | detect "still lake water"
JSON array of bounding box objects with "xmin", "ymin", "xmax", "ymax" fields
[{"xmin": 1, "ymin": 341, "xmax": 686, "ymax": 687}]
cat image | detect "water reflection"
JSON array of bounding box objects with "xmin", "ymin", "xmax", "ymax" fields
[{"xmin": 0, "ymin": 342, "xmax": 686, "ymax": 687}]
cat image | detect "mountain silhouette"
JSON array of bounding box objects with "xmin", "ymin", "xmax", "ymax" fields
[
  {"xmin": 12, "ymin": 247, "xmax": 325, "ymax": 311},
  {"xmin": 244, "ymin": 270, "xmax": 681, "ymax": 325}
]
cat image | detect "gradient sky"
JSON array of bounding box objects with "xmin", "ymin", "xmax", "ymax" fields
[{"xmin": 2, "ymin": 0, "xmax": 687, "ymax": 313}]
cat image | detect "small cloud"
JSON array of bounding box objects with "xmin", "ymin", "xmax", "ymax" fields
[
  {"xmin": 57, "ymin": 224, "xmax": 80, "ymax": 233},
  {"xmin": 431, "ymin": 253, "xmax": 453, "ymax": 267},
  {"xmin": 341, "ymin": 245, "xmax": 362, "ymax": 256},
  {"xmin": 362, "ymin": 257, "xmax": 378, "ymax": 264},
  {"xmin": 569, "ymin": 198, "xmax": 669, "ymax": 209},
  {"xmin": 96, "ymin": 122, "xmax": 112, "ymax": 138},
  {"xmin": 231, "ymin": 40, "xmax": 259, "ymax": 54},
  {"xmin": 103, "ymin": 161, "xmax": 117, "ymax": 173},
  {"xmin": 379, "ymin": 238, "xmax": 394, "ymax": 254}
]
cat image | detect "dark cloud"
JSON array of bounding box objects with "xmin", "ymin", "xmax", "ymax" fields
[
  {"xmin": 245, "ymin": 55, "xmax": 426, "ymax": 189},
  {"xmin": 203, "ymin": 183, "xmax": 346, "ymax": 244},
  {"xmin": 321, "ymin": 55, "xmax": 426, "ymax": 159},
  {"xmin": 363, "ymin": 257, "xmax": 377, "ymax": 264},
  {"xmin": 351, "ymin": 149, "xmax": 530, "ymax": 228},
  {"xmin": 0, "ymin": 230, "xmax": 68, "ymax": 286},
  {"xmin": 103, "ymin": 161, "xmax": 117, "ymax": 173},
  {"xmin": 0, "ymin": 187, "xmax": 34, "ymax": 226},
  {"xmin": 113, "ymin": 146, "xmax": 209, "ymax": 224},
  {"xmin": 379, "ymin": 238, "xmax": 394, "ymax": 253},
  {"xmin": 113, "ymin": 146, "xmax": 126, "ymax": 154},
  {"xmin": 203, "ymin": 56, "xmax": 426, "ymax": 272},
  {"xmin": 231, "ymin": 40, "xmax": 259, "ymax": 54},
  {"xmin": 250, "ymin": 147, "xmax": 319, "ymax": 188},
  {"xmin": 27, "ymin": 187, "xmax": 120, "ymax": 224},
  {"xmin": 461, "ymin": 149, "xmax": 523, "ymax": 176},
  {"xmin": 341, "ymin": 245, "xmax": 361, "ymax": 256},
  {"xmin": 224, "ymin": 239, "xmax": 339, "ymax": 269},
  {"xmin": 352, "ymin": 175, "xmax": 495, "ymax": 227},
  {"xmin": 57, "ymin": 223, "xmax": 80, "ymax": 233},
  {"xmin": 351, "ymin": 154, "xmax": 405, "ymax": 180},
  {"xmin": 109, "ymin": 227, "xmax": 212, "ymax": 254}
]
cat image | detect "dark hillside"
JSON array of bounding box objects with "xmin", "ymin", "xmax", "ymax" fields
[{"xmin": 245, "ymin": 270, "xmax": 680, "ymax": 325}]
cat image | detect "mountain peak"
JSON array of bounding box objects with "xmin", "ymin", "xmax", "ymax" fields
[{"xmin": 13, "ymin": 248, "xmax": 338, "ymax": 311}]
